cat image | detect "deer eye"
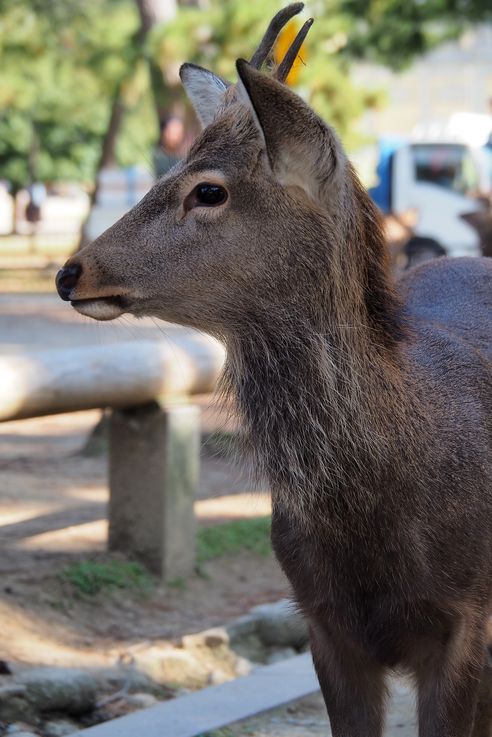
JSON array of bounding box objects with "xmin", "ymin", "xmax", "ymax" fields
[
  {"xmin": 185, "ymin": 182, "xmax": 228, "ymax": 211},
  {"xmin": 195, "ymin": 183, "xmax": 227, "ymax": 205}
]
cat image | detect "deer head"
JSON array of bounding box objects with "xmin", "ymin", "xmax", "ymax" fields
[{"xmin": 57, "ymin": 3, "xmax": 394, "ymax": 344}]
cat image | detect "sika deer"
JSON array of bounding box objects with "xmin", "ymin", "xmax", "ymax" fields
[{"xmin": 56, "ymin": 5, "xmax": 492, "ymax": 735}]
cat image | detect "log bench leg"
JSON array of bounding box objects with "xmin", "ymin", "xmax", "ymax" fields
[{"xmin": 108, "ymin": 401, "xmax": 200, "ymax": 581}]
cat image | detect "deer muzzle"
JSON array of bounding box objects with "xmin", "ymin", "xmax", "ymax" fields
[{"xmin": 56, "ymin": 259, "xmax": 128, "ymax": 321}]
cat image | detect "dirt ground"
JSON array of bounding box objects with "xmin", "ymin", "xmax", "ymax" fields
[
  {"xmin": 214, "ymin": 680, "xmax": 417, "ymax": 736},
  {"xmin": 224, "ymin": 693, "xmax": 331, "ymax": 736},
  {"xmin": 0, "ymin": 408, "xmax": 289, "ymax": 669},
  {"xmin": 0, "ymin": 292, "xmax": 289, "ymax": 670}
]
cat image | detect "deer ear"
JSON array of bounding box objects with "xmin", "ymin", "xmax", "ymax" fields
[
  {"xmin": 235, "ymin": 59, "xmax": 346, "ymax": 205},
  {"xmin": 179, "ymin": 63, "xmax": 230, "ymax": 128}
]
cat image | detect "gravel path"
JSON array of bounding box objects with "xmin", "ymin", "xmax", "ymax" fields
[{"xmin": 218, "ymin": 680, "xmax": 417, "ymax": 736}]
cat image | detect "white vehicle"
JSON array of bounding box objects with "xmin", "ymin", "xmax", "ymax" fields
[{"xmin": 369, "ymin": 114, "xmax": 492, "ymax": 267}]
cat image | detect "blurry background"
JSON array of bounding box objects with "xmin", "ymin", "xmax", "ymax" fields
[
  {"xmin": 1, "ymin": 0, "xmax": 492, "ymax": 266},
  {"xmin": 0, "ymin": 1, "xmax": 492, "ymax": 733}
]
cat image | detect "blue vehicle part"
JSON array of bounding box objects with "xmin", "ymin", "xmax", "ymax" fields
[{"xmin": 368, "ymin": 137, "xmax": 406, "ymax": 214}]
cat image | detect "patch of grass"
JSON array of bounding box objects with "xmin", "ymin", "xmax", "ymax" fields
[
  {"xmin": 197, "ymin": 516, "xmax": 271, "ymax": 563},
  {"xmin": 167, "ymin": 577, "xmax": 187, "ymax": 590},
  {"xmin": 62, "ymin": 519, "xmax": 272, "ymax": 595},
  {"xmin": 62, "ymin": 559, "xmax": 154, "ymax": 596}
]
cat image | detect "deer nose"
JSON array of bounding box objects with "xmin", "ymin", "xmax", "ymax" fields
[{"xmin": 56, "ymin": 262, "xmax": 82, "ymax": 301}]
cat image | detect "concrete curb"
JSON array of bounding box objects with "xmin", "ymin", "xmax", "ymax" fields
[{"xmin": 71, "ymin": 653, "xmax": 319, "ymax": 737}]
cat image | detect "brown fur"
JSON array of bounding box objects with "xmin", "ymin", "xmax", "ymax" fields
[{"xmin": 57, "ymin": 26, "xmax": 492, "ymax": 737}]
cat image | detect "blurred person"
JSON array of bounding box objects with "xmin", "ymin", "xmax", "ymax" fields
[
  {"xmin": 25, "ymin": 181, "xmax": 46, "ymax": 227},
  {"xmin": 153, "ymin": 115, "xmax": 187, "ymax": 179},
  {"xmin": 25, "ymin": 181, "xmax": 46, "ymax": 251}
]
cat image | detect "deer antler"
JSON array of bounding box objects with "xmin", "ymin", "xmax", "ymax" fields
[
  {"xmin": 250, "ymin": 3, "xmax": 305, "ymax": 70},
  {"xmin": 275, "ymin": 17, "xmax": 314, "ymax": 83}
]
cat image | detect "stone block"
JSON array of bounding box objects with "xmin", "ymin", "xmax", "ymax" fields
[
  {"xmin": 252, "ymin": 599, "xmax": 308, "ymax": 648},
  {"xmin": 109, "ymin": 402, "xmax": 200, "ymax": 580},
  {"xmin": 134, "ymin": 648, "xmax": 208, "ymax": 689},
  {"xmin": 181, "ymin": 627, "xmax": 229, "ymax": 650},
  {"xmin": 0, "ymin": 696, "xmax": 36, "ymax": 723},
  {"xmin": 17, "ymin": 667, "xmax": 97, "ymax": 715},
  {"xmin": 88, "ymin": 667, "xmax": 163, "ymax": 697},
  {"xmin": 225, "ymin": 614, "xmax": 260, "ymax": 643},
  {"xmin": 43, "ymin": 720, "xmax": 79, "ymax": 737}
]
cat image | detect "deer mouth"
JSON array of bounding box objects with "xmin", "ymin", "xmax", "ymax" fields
[{"xmin": 70, "ymin": 295, "xmax": 128, "ymax": 321}]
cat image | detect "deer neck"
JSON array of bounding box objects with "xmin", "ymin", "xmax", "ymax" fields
[{"xmin": 223, "ymin": 180, "xmax": 412, "ymax": 522}]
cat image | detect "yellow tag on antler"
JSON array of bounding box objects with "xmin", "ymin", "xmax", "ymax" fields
[{"xmin": 274, "ymin": 19, "xmax": 308, "ymax": 86}]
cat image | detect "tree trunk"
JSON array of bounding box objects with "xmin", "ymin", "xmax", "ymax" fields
[
  {"xmin": 134, "ymin": 0, "xmax": 177, "ymax": 124},
  {"xmin": 77, "ymin": 86, "xmax": 126, "ymax": 250},
  {"xmin": 91, "ymin": 88, "xmax": 125, "ymax": 206},
  {"xmin": 77, "ymin": 0, "xmax": 177, "ymax": 252},
  {"xmin": 135, "ymin": 0, "xmax": 176, "ymax": 32}
]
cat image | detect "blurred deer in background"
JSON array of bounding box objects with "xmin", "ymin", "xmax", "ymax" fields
[{"xmin": 56, "ymin": 4, "xmax": 492, "ymax": 735}]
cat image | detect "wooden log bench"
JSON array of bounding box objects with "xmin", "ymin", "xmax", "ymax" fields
[{"xmin": 0, "ymin": 334, "xmax": 225, "ymax": 580}]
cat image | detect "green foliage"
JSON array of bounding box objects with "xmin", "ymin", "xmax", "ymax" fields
[
  {"xmin": 150, "ymin": 0, "xmax": 491, "ymax": 146},
  {"xmin": 61, "ymin": 520, "xmax": 271, "ymax": 596},
  {"xmin": 336, "ymin": 0, "xmax": 492, "ymax": 70},
  {"xmin": 0, "ymin": 0, "xmax": 156, "ymax": 190},
  {"xmin": 197, "ymin": 516, "xmax": 272, "ymax": 563},
  {"xmin": 150, "ymin": 1, "xmax": 377, "ymax": 147},
  {"xmin": 167, "ymin": 577, "xmax": 187, "ymax": 590},
  {"xmin": 1, "ymin": 0, "xmax": 491, "ymax": 191},
  {"xmin": 62, "ymin": 558, "xmax": 154, "ymax": 596}
]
